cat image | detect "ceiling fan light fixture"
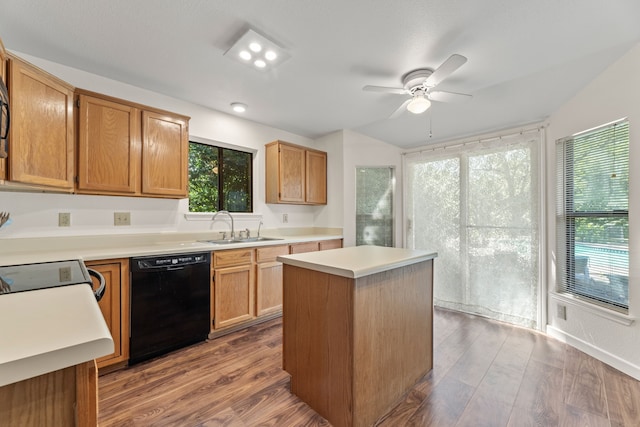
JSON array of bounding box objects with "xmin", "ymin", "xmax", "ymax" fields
[{"xmin": 407, "ymin": 95, "xmax": 431, "ymax": 114}]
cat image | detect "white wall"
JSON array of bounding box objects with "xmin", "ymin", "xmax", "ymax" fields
[
  {"xmin": 546, "ymin": 42, "xmax": 640, "ymax": 379},
  {"xmin": 0, "ymin": 52, "xmax": 329, "ymax": 238},
  {"xmin": 314, "ymin": 131, "xmax": 345, "ymax": 229}
]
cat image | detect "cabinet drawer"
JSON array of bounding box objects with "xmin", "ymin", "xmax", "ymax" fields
[
  {"xmin": 256, "ymin": 245, "xmax": 290, "ymax": 263},
  {"xmin": 213, "ymin": 248, "xmax": 254, "ymax": 268},
  {"xmin": 319, "ymin": 239, "xmax": 343, "ymax": 251},
  {"xmin": 290, "ymin": 241, "xmax": 320, "ymax": 254}
]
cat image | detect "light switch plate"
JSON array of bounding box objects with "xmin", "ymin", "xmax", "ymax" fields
[{"xmin": 114, "ymin": 212, "xmax": 131, "ymax": 226}]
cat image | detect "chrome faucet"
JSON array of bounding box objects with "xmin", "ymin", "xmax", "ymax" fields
[
  {"xmin": 257, "ymin": 221, "xmax": 263, "ymax": 238},
  {"xmin": 211, "ymin": 210, "xmax": 235, "ymax": 239}
]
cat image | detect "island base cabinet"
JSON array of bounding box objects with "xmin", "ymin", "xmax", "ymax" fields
[
  {"xmin": 0, "ymin": 360, "xmax": 98, "ymax": 427},
  {"xmin": 283, "ymin": 260, "xmax": 434, "ymax": 427}
]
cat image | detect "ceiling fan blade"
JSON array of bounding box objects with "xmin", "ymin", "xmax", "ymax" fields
[
  {"xmin": 428, "ymin": 90, "xmax": 472, "ymax": 103},
  {"xmin": 389, "ymin": 99, "xmax": 411, "ymax": 119},
  {"xmin": 424, "ymin": 54, "xmax": 467, "ymax": 88},
  {"xmin": 363, "ymin": 85, "xmax": 408, "ymax": 95}
]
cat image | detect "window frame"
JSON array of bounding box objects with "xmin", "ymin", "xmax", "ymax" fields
[
  {"xmin": 555, "ymin": 118, "xmax": 629, "ymax": 313},
  {"xmin": 188, "ymin": 136, "xmax": 255, "ymax": 213}
]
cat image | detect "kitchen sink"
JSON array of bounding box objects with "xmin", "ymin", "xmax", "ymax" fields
[{"xmin": 199, "ymin": 237, "xmax": 283, "ymax": 245}]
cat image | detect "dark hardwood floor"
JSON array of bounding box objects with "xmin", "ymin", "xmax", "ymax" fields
[{"xmin": 98, "ymin": 308, "xmax": 640, "ymax": 426}]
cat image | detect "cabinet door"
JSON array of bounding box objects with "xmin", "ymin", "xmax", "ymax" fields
[
  {"xmin": 0, "ymin": 37, "xmax": 6, "ymax": 180},
  {"xmin": 256, "ymin": 245, "xmax": 288, "ymax": 317},
  {"xmin": 141, "ymin": 110, "xmax": 188, "ymax": 197},
  {"xmin": 278, "ymin": 143, "xmax": 306, "ymax": 203},
  {"xmin": 0, "ymin": 37, "xmax": 6, "ymax": 84},
  {"xmin": 306, "ymin": 149, "xmax": 327, "ymax": 204},
  {"xmin": 256, "ymin": 260, "xmax": 283, "ymax": 316},
  {"xmin": 8, "ymin": 56, "xmax": 74, "ymax": 190},
  {"xmin": 214, "ymin": 264, "xmax": 255, "ymax": 329},
  {"xmin": 77, "ymin": 94, "xmax": 140, "ymax": 194},
  {"xmin": 85, "ymin": 259, "xmax": 130, "ymax": 369}
]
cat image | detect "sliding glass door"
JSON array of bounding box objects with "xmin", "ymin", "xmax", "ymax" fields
[{"xmin": 405, "ymin": 130, "xmax": 541, "ymax": 328}]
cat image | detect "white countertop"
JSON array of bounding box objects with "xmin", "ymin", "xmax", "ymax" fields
[
  {"xmin": 0, "ymin": 230, "xmax": 343, "ymax": 266},
  {"xmin": 277, "ymin": 245, "xmax": 437, "ymax": 278},
  {"xmin": 0, "ymin": 284, "xmax": 114, "ymax": 387}
]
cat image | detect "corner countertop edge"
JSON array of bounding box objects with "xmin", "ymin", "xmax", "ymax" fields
[{"xmin": 277, "ymin": 246, "xmax": 437, "ymax": 279}]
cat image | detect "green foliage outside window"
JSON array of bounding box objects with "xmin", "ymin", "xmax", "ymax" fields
[{"xmin": 188, "ymin": 142, "xmax": 252, "ymax": 213}]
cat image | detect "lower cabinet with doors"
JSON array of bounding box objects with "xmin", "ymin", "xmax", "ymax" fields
[
  {"xmin": 211, "ymin": 239, "xmax": 344, "ymax": 335},
  {"xmin": 256, "ymin": 245, "xmax": 289, "ymax": 316},
  {"xmin": 211, "ymin": 248, "xmax": 255, "ymax": 330},
  {"xmin": 85, "ymin": 258, "xmax": 130, "ymax": 372}
]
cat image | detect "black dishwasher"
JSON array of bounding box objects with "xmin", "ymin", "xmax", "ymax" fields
[{"xmin": 129, "ymin": 252, "xmax": 210, "ymax": 365}]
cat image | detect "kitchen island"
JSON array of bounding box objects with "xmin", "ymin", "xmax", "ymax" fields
[{"xmin": 278, "ymin": 245, "xmax": 437, "ymax": 427}]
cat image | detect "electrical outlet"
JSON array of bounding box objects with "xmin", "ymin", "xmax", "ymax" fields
[
  {"xmin": 282, "ymin": 213, "xmax": 288, "ymax": 223},
  {"xmin": 557, "ymin": 304, "xmax": 567, "ymax": 320},
  {"xmin": 114, "ymin": 212, "xmax": 131, "ymax": 226},
  {"xmin": 58, "ymin": 212, "xmax": 71, "ymax": 227},
  {"xmin": 59, "ymin": 266, "xmax": 72, "ymax": 282}
]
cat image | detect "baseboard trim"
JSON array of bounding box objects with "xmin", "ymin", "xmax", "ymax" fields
[{"xmin": 546, "ymin": 325, "xmax": 640, "ymax": 380}]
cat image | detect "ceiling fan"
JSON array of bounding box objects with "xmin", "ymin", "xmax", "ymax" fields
[{"xmin": 363, "ymin": 54, "xmax": 471, "ymax": 118}]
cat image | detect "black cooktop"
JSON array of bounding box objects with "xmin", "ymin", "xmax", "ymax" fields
[{"xmin": 0, "ymin": 259, "xmax": 91, "ymax": 295}]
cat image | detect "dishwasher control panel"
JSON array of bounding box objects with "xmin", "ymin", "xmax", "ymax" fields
[{"xmin": 132, "ymin": 253, "xmax": 210, "ymax": 271}]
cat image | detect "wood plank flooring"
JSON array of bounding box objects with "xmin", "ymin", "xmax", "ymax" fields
[{"xmin": 98, "ymin": 308, "xmax": 640, "ymax": 426}]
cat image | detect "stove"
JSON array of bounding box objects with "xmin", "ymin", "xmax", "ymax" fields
[{"xmin": 0, "ymin": 259, "xmax": 105, "ymax": 301}]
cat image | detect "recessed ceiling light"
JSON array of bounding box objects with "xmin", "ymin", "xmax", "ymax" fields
[
  {"xmin": 239, "ymin": 50, "xmax": 252, "ymax": 61},
  {"xmin": 254, "ymin": 59, "xmax": 266, "ymax": 68},
  {"xmin": 249, "ymin": 42, "xmax": 262, "ymax": 53},
  {"xmin": 265, "ymin": 50, "xmax": 277, "ymax": 61},
  {"xmin": 230, "ymin": 103, "xmax": 247, "ymax": 113}
]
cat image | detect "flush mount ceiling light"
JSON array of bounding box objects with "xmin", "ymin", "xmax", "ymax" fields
[
  {"xmin": 230, "ymin": 102, "xmax": 247, "ymax": 113},
  {"xmin": 224, "ymin": 28, "xmax": 290, "ymax": 71},
  {"xmin": 406, "ymin": 89, "xmax": 431, "ymax": 114}
]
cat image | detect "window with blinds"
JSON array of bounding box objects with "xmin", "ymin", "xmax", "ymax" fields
[{"xmin": 556, "ymin": 119, "xmax": 629, "ymax": 312}]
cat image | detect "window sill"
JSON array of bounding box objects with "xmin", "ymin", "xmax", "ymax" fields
[
  {"xmin": 549, "ymin": 292, "xmax": 635, "ymax": 326},
  {"xmin": 184, "ymin": 213, "xmax": 263, "ymax": 221}
]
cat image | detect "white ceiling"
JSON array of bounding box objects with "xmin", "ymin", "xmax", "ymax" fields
[{"xmin": 2, "ymin": 0, "xmax": 640, "ymax": 148}]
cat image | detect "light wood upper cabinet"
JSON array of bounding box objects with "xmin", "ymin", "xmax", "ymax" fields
[
  {"xmin": 141, "ymin": 110, "xmax": 188, "ymax": 198},
  {"xmin": 265, "ymin": 140, "xmax": 327, "ymax": 205},
  {"xmin": 85, "ymin": 258, "xmax": 130, "ymax": 370},
  {"xmin": 0, "ymin": 37, "xmax": 6, "ymax": 84},
  {"xmin": 76, "ymin": 92, "xmax": 140, "ymax": 195},
  {"xmin": 7, "ymin": 54, "xmax": 74, "ymax": 190},
  {"xmin": 76, "ymin": 90, "xmax": 188, "ymax": 198},
  {"xmin": 306, "ymin": 149, "xmax": 327, "ymax": 204}
]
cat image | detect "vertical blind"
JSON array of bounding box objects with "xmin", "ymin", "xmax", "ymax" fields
[
  {"xmin": 405, "ymin": 129, "xmax": 541, "ymax": 328},
  {"xmin": 556, "ymin": 119, "xmax": 629, "ymax": 312}
]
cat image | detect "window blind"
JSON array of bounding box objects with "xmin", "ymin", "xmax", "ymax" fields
[{"xmin": 556, "ymin": 119, "xmax": 629, "ymax": 312}]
